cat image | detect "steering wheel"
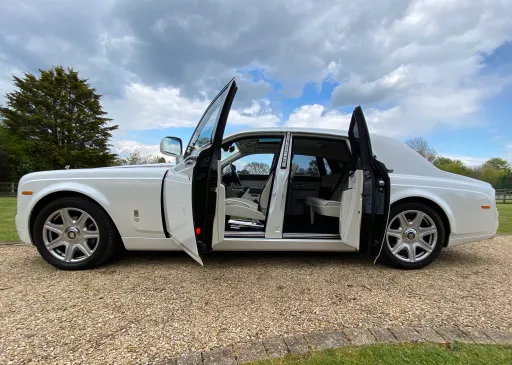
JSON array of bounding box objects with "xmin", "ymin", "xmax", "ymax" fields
[{"xmin": 230, "ymin": 163, "xmax": 243, "ymax": 186}]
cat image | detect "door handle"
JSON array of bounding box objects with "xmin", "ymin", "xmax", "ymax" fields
[{"xmin": 294, "ymin": 183, "xmax": 303, "ymax": 188}]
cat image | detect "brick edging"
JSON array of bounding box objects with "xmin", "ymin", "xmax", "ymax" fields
[{"xmin": 158, "ymin": 326, "xmax": 512, "ymax": 365}]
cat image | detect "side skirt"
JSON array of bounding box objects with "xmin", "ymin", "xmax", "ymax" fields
[
  {"xmin": 213, "ymin": 237, "xmax": 357, "ymax": 251},
  {"xmin": 122, "ymin": 237, "xmax": 356, "ymax": 252}
]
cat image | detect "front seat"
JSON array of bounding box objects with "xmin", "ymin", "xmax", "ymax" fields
[{"xmin": 225, "ymin": 164, "xmax": 298, "ymax": 221}]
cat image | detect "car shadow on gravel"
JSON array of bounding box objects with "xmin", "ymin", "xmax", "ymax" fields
[
  {"xmin": 18, "ymin": 243, "xmax": 490, "ymax": 272},
  {"xmin": 113, "ymin": 250, "xmax": 374, "ymax": 269},
  {"xmin": 109, "ymin": 245, "xmax": 492, "ymax": 271}
]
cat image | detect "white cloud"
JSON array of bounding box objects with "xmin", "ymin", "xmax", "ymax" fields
[
  {"xmin": 1, "ymin": 0, "xmax": 511, "ymax": 154},
  {"xmin": 285, "ymin": 104, "xmax": 351, "ymax": 129},
  {"xmin": 110, "ymin": 139, "xmax": 161, "ymax": 157},
  {"xmin": 104, "ymin": 83, "xmax": 208, "ymax": 130},
  {"xmin": 104, "ymin": 83, "xmax": 280, "ymax": 131},
  {"xmin": 439, "ymin": 154, "xmax": 489, "ymax": 167},
  {"xmin": 284, "ymin": 104, "xmax": 403, "ymax": 137},
  {"xmin": 507, "ymin": 143, "xmax": 512, "ymax": 163}
]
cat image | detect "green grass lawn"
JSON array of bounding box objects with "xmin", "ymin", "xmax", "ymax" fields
[
  {"xmin": 497, "ymin": 203, "xmax": 512, "ymax": 234},
  {"xmin": 0, "ymin": 197, "xmax": 510, "ymax": 242},
  {"xmin": 251, "ymin": 343, "xmax": 512, "ymax": 365},
  {"xmin": 0, "ymin": 197, "xmax": 17, "ymax": 242}
]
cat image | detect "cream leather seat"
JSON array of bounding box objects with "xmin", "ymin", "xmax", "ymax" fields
[
  {"xmin": 304, "ymin": 173, "xmax": 348, "ymax": 222},
  {"xmin": 225, "ymin": 164, "xmax": 298, "ymax": 221}
]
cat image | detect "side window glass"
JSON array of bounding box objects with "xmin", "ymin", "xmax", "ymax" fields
[
  {"xmin": 238, "ymin": 154, "xmax": 274, "ymax": 175},
  {"xmin": 292, "ymin": 155, "xmax": 320, "ymax": 177},
  {"xmin": 323, "ymin": 159, "xmax": 332, "ymax": 175}
]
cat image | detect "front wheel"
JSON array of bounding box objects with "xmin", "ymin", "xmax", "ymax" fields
[
  {"xmin": 380, "ymin": 202, "xmax": 445, "ymax": 269},
  {"xmin": 32, "ymin": 197, "xmax": 118, "ymax": 270}
]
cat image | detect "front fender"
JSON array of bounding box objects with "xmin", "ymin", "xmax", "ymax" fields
[{"xmin": 27, "ymin": 181, "xmax": 111, "ymax": 213}]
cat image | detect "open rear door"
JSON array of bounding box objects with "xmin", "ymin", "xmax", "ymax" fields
[
  {"xmin": 164, "ymin": 79, "xmax": 237, "ymax": 264},
  {"xmin": 346, "ymin": 106, "xmax": 391, "ymax": 257}
]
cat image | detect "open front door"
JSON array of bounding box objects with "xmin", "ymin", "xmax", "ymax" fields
[
  {"xmin": 164, "ymin": 79, "xmax": 237, "ymax": 264},
  {"xmin": 345, "ymin": 106, "xmax": 390, "ymax": 256}
]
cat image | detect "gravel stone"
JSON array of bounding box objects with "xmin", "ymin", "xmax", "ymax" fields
[
  {"xmin": 176, "ymin": 351, "xmax": 202, "ymax": 365},
  {"xmin": 203, "ymin": 347, "xmax": 235, "ymax": 365},
  {"xmin": 435, "ymin": 326, "xmax": 473, "ymax": 343},
  {"xmin": 414, "ymin": 327, "xmax": 448, "ymax": 343},
  {"xmin": 262, "ymin": 338, "xmax": 289, "ymax": 358},
  {"xmin": 389, "ymin": 327, "xmax": 421, "ymax": 342},
  {"xmin": 1, "ymin": 236, "xmax": 511, "ymax": 364},
  {"xmin": 283, "ymin": 335, "xmax": 308, "ymax": 354},
  {"xmin": 460, "ymin": 328, "xmax": 495, "ymax": 344},
  {"xmin": 483, "ymin": 329, "xmax": 512, "ymax": 344},
  {"xmin": 235, "ymin": 342, "xmax": 267, "ymax": 363},
  {"xmin": 305, "ymin": 331, "xmax": 346, "ymax": 350},
  {"xmin": 343, "ymin": 328, "xmax": 376, "ymax": 345},
  {"xmin": 369, "ymin": 328, "xmax": 397, "ymax": 343}
]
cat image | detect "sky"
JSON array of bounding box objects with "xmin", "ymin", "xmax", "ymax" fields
[{"xmin": 1, "ymin": 0, "xmax": 511, "ymax": 166}]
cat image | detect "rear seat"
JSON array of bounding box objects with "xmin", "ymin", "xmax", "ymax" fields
[{"xmin": 304, "ymin": 173, "xmax": 348, "ymax": 223}]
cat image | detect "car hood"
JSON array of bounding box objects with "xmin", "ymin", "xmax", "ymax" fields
[{"xmin": 19, "ymin": 164, "xmax": 172, "ymax": 184}]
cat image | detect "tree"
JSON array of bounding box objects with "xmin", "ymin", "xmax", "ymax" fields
[
  {"xmin": 242, "ymin": 162, "xmax": 270, "ymax": 175},
  {"xmin": 0, "ymin": 66, "xmax": 118, "ymax": 179},
  {"xmin": 475, "ymin": 158, "xmax": 512, "ymax": 187},
  {"xmin": 307, "ymin": 159, "xmax": 319, "ymax": 176},
  {"xmin": 482, "ymin": 158, "xmax": 511, "ymax": 174},
  {"xmin": 405, "ymin": 137, "xmax": 437, "ymax": 163},
  {"xmin": 434, "ymin": 157, "xmax": 473, "ymax": 176},
  {"xmin": 115, "ymin": 150, "xmax": 167, "ymax": 165}
]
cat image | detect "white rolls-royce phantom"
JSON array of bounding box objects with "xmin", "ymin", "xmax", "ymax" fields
[{"xmin": 15, "ymin": 79, "xmax": 498, "ymax": 270}]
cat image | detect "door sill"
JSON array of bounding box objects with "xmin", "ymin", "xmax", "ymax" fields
[
  {"xmin": 224, "ymin": 231, "xmax": 266, "ymax": 238},
  {"xmin": 282, "ymin": 233, "xmax": 341, "ymax": 239}
]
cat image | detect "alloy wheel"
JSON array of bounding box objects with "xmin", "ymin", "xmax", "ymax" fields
[
  {"xmin": 386, "ymin": 210, "xmax": 438, "ymax": 263},
  {"xmin": 42, "ymin": 208, "xmax": 100, "ymax": 263}
]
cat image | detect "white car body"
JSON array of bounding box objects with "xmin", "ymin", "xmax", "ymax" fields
[
  {"xmin": 17, "ymin": 129, "xmax": 497, "ymax": 249},
  {"xmin": 15, "ymin": 79, "xmax": 498, "ymax": 268}
]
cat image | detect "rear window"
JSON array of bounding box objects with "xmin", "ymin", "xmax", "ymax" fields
[{"xmin": 292, "ymin": 155, "xmax": 319, "ymax": 177}]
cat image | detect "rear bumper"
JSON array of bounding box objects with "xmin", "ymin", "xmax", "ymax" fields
[
  {"xmin": 447, "ymin": 233, "xmax": 495, "ymax": 247},
  {"xmin": 447, "ymin": 207, "xmax": 499, "ymax": 247}
]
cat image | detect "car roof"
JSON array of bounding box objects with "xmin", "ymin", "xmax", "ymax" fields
[{"xmin": 224, "ymin": 127, "xmax": 349, "ymax": 140}]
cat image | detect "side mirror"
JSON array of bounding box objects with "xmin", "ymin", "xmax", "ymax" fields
[{"xmin": 160, "ymin": 136, "xmax": 183, "ymax": 157}]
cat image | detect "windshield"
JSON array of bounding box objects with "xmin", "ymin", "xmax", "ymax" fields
[{"xmin": 183, "ymin": 83, "xmax": 231, "ymax": 159}]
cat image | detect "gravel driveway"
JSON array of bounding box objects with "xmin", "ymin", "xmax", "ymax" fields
[{"xmin": 1, "ymin": 236, "xmax": 511, "ymax": 364}]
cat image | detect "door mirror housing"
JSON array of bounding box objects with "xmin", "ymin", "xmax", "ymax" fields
[{"xmin": 160, "ymin": 137, "xmax": 183, "ymax": 158}]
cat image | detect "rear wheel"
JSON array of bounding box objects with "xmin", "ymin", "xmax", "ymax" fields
[
  {"xmin": 381, "ymin": 201, "xmax": 445, "ymax": 269},
  {"xmin": 33, "ymin": 197, "xmax": 118, "ymax": 270}
]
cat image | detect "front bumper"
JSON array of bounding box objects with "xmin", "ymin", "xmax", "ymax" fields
[
  {"xmin": 494, "ymin": 208, "xmax": 499, "ymax": 234},
  {"xmin": 15, "ymin": 208, "xmax": 33, "ymax": 245}
]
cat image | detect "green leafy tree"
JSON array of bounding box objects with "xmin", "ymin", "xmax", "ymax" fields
[
  {"xmin": 0, "ymin": 66, "xmax": 118, "ymax": 178},
  {"xmin": 475, "ymin": 158, "xmax": 512, "ymax": 187},
  {"xmin": 434, "ymin": 157, "xmax": 473, "ymax": 176},
  {"xmin": 482, "ymin": 158, "xmax": 511, "ymax": 174},
  {"xmin": 307, "ymin": 159, "xmax": 319, "ymax": 176},
  {"xmin": 405, "ymin": 137, "xmax": 437, "ymax": 163},
  {"xmin": 243, "ymin": 162, "xmax": 270, "ymax": 175}
]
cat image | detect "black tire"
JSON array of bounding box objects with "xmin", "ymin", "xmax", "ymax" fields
[
  {"xmin": 32, "ymin": 197, "xmax": 118, "ymax": 270},
  {"xmin": 380, "ymin": 201, "xmax": 445, "ymax": 270}
]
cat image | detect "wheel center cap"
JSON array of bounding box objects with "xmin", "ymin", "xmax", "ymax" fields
[
  {"xmin": 404, "ymin": 228, "xmax": 417, "ymax": 241},
  {"xmin": 66, "ymin": 227, "xmax": 80, "ymax": 240}
]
